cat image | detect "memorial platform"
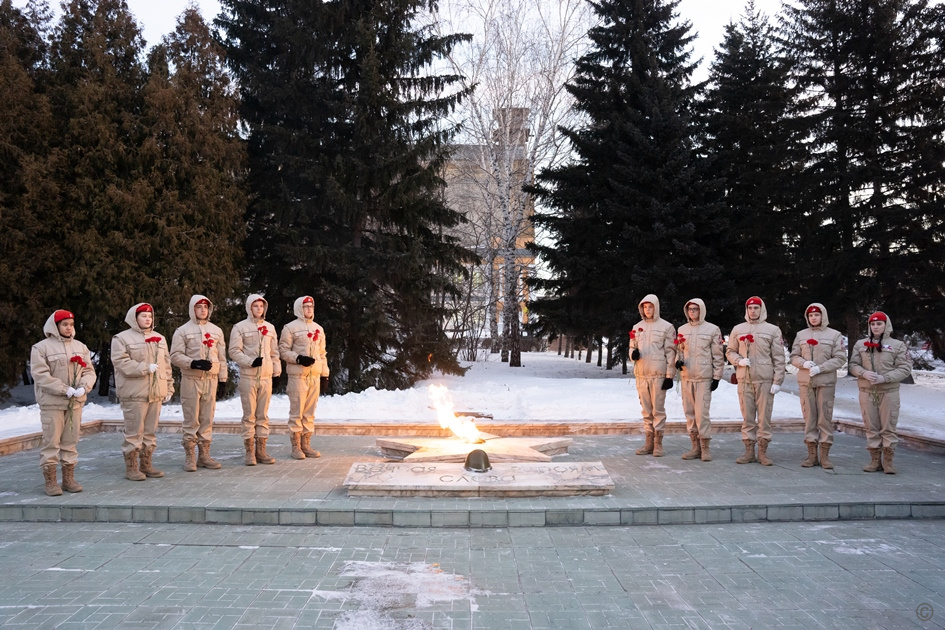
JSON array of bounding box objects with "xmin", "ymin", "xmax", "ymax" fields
[{"xmin": 1, "ymin": 429, "xmax": 943, "ymax": 528}]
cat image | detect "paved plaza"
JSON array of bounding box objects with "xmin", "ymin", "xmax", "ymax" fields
[{"xmin": 0, "ymin": 430, "xmax": 944, "ymax": 628}]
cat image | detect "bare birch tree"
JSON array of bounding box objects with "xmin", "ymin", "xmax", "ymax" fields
[{"xmin": 438, "ymin": 0, "xmax": 593, "ymax": 366}]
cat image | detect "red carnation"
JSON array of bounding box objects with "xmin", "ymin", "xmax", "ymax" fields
[
  {"xmin": 674, "ymin": 334, "xmax": 686, "ymax": 346},
  {"xmin": 739, "ymin": 334, "xmax": 755, "ymax": 343},
  {"xmin": 258, "ymin": 326, "xmax": 268, "ymax": 336},
  {"xmin": 145, "ymin": 336, "xmax": 161, "ymax": 344},
  {"xmin": 806, "ymin": 339, "xmax": 819, "ymax": 346},
  {"xmin": 864, "ymin": 341, "xmax": 880, "ymax": 349},
  {"xmin": 69, "ymin": 355, "xmax": 87, "ymax": 368},
  {"xmin": 628, "ymin": 330, "xmax": 636, "ymax": 340},
  {"xmin": 204, "ymin": 333, "xmax": 212, "ymax": 339},
  {"xmin": 203, "ymin": 338, "xmax": 214, "ymax": 348}
]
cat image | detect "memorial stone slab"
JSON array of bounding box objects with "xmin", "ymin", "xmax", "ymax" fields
[{"xmin": 343, "ymin": 461, "xmax": 614, "ymax": 497}]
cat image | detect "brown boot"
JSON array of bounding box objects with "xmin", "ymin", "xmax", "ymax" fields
[
  {"xmin": 197, "ymin": 440, "xmax": 222, "ymax": 469},
  {"xmin": 819, "ymin": 443, "xmax": 834, "ymax": 470},
  {"xmin": 124, "ymin": 450, "xmax": 146, "ymax": 481},
  {"xmin": 801, "ymin": 441, "xmax": 819, "ymax": 467},
  {"xmin": 255, "ymin": 437, "xmax": 275, "ymax": 464},
  {"xmin": 882, "ymin": 446, "xmax": 896, "ymax": 474},
  {"xmin": 42, "ymin": 463, "xmax": 62, "ymax": 497},
  {"xmin": 736, "ymin": 439, "xmax": 756, "ymax": 464},
  {"xmin": 700, "ymin": 438, "xmax": 712, "ymax": 462},
  {"xmin": 300, "ymin": 432, "xmax": 321, "ymax": 458},
  {"xmin": 635, "ymin": 431, "xmax": 654, "ymax": 455},
  {"xmin": 757, "ymin": 438, "xmax": 773, "ymax": 466},
  {"xmin": 863, "ymin": 447, "xmax": 882, "ymax": 472},
  {"xmin": 182, "ymin": 437, "xmax": 197, "ymax": 472},
  {"xmin": 681, "ymin": 432, "xmax": 701, "ymax": 460},
  {"xmin": 290, "ymin": 432, "xmax": 305, "ymax": 460},
  {"xmin": 139, "ymin": 445, "xmax": 164, "ymax": 478},
  {"xmin": 244, "ymin": 438, "xmax": 257, "ymax": 466},
  {"xmin": 61, "ymin": 463, "xmax": 83, "ymax": 493},
  {"xmin": 652, "ymin": 431, "xmax": 664, "ymax": 457}
]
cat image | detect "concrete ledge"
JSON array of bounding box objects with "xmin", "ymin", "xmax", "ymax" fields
[{"xmin": 3, "ymin": 501, "xmax": 944, "ymax": 528}]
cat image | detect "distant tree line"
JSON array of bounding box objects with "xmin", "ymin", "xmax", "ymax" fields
[{"xmin": 529, "ymin": 0, "xmax": 945, "ymax": 367}]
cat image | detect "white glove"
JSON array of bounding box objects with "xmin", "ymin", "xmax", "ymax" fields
[
  {"xmin": 770, "ymin": 384, "xmax": 781, "ymax": 395},
  {"xmin": 148, "ymin": 363, "xmax": 159, "ymax": 373},
  {"xmin": 803, "ymin": 361, "xmax": 815, "ymax": 369},
  {"xmin": 867, "ymin": 372, "xmax": 886, "ymax": 384},
  {"xmin": 808, "ymin": 365, "xmax": 821, "ymax": 376},
  {"xmin": 74, "ymin": 387, "xmax": 86, "ymax": 397},
  {"xmin": 163, "ymin": 393, "xmax": 173, "ymax": 403},
  {"xmin": 862, "ymin": 371, "xmax": 879, "ymax": 383},
  {"xmin": 66, "ymin": 386, "xmax": 76, "ymax": 398},
  {"xmin": 738, "ymin": 358, "xmax": 751, "ymax": 367}
]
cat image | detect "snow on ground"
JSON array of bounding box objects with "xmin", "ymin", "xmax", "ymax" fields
[{"xmin": 2, "ymin": 351, "xmax": 944, "ymax": 442}]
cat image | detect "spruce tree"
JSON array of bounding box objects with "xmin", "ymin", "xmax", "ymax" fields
[
  {"xmin": 0, "ymin": 0, "xmax": 54, "ymax": 396},
  {"xmin": 531, "ymin": 0, "xmax": 724, "ymax": 353},
  {"xmin": 699, "ymin": 2, "xmax": 798, "ymax": 324},
  {"xmin": 219, "ymin": 0, "xmax": 474, "ymax": 392},
  {"xmin": 780, "ymin": 0, "xmax": 945, "ymax": 353}
]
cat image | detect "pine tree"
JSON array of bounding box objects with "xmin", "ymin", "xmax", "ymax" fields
[
  {"xmin": 218, "ymin": 0, "xmax": 474, "ymax": 392},
  {"xmin": 0, "ymin": 0, "xmax": 54, "ymax": 396},
  {"xmin": 138, "ymin": 8, "xmax": 246, "ymax": 332},
  {"xmin": 31, "ymin": 0, "xmax": 148, "ymax": 356},
  {"xmin": 531, "ymin": 0, "xmax": 724, "ymax": 354},
  {"xmin": 780, "ymin": 0, "xmax": 945, "ymax": 353},
  {"xmin": 699, "ymin": 1, "xmax": 798, "ymax": 324}
]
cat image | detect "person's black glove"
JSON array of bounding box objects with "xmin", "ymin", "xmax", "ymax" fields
[
  {"xmin": 216, "ymin": 381, "xmax": 226, "ymax": 399},
  {"xmin": 631, "ymin": 349, "xmax": 640, "ymax": 361},
  {"xmin": 661, "ymin": 377, "xmax": 673, "ymax": 390},
  {"xmin": 320, "ymin": 376, "xmax": 330, "ymax": 395},
  {"xmin": 675, "ymin": 360, "xmax": 684, "ymax": 370},
  {"xmin": 272, "ymin": 376, "xmax": 280, "ymax": 392},
  {"xmin": 191, "ymin": 359, "xmax": 212, "ymax": 371},
  {"xmin": 297, "ymin": 355, "xmax": 316, "ymax": 367},
  {"xmin": 710, "ymin": 379, "xmax": 719, "ymax": 391},
  {"xmin": 251, "ymin": 356, "xmax": 263, "ymax": 368}
]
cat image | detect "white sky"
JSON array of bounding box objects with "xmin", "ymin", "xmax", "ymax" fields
[{"xmin": 17, "ymin": 0, "xmax": 783, "ymax": 79}]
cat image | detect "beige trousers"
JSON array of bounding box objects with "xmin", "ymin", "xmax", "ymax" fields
[
  {"xmin": 800, "ymin": 384, "xmax": 836, "ymax": 444},
  {"xmin": 121, "ymin": 400, "xmax": 161, "ymax": 455},
  {"xmin": 858, "ymin": 388, "xmax": 900, "ymax": 448},
  {"xmin": 180, "ymin": 376, "xmax": 216, "ymax": 442},
  {"xmin": 287, "ymin": 375, "xmax": 320, "ymax": 434},
  {"xmin": 738, "ymin": 380, "xmax": 774, "ymax": 441},
  {"xmin": 239, "ymin": 375, "xmax": 273, "ymax": 439},
  {"xmin": 40, "ymin": 407, "xmax": 81, "ymax": 466},
  {"xmin": 637, "ymin": 378, "xmax": 667, "ymax": 433},
  {"xmin": 681, "ymin": 379, "xmax": 712, "ymax": 438}
]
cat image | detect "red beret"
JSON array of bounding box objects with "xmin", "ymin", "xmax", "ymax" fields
[
  {"xmin": 869, "ymin": 311, "xmax": 888, "ymax": 323},
  {"xmin": 54, "ymin": 310, "xmax": 74, "ymax": 323},
  {"xmin": 302, "ymin": 296, "xmax": 314, "ymax": 304},
  {"xmin": 746, "ymin": 297, "xmax": 762, "ymax": 307},
  {"xmin": 806, "ymin": 305, "xmax": 822, "ymax": 314},
  {"xmin": 136, "ymin": 304, "xmax": 153, "ymax": 314}
]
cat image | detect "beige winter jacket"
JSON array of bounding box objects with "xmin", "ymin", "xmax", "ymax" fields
[
  {"xmin": 629, "ymin": 294, "xmax": 677, "ymax": 380},
  {"xmin": 30, "ymin": 312, "xmax": 96, "ymax": 410},
  {"xmin": 229, "ymin": 294, "xmax": 282, "ymax": 379},
  {"xmin": 789, "ymin": 303, "xmax": 846, "ymax": 388},
  {"xmin": 111, "ymin": 304, "xmax": 174, "ymax": 402},
  {"xmin": 279, "ymin": 296, "xmax": 329, "ymax": 379},
  {"xmin": 726, "ymin": 298, "xmax": 786, "ymax": 385},
  {"xmin": 170, "ymin": 294, "xmax": 227, "ymax": 382},
  {"xmin": 848, "ymin": 313, "xmax": 912, "ymax": 392},
  {"xmin": 676, "ymin": 298, "xmax": 725, "ymax": 382}
]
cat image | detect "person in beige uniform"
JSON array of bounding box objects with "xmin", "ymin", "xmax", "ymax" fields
[
  {"xmin": 848, "ymin": 311, "xmax": 912, "ymax": 474},
  {"xmin": 30, "ymin": 310, "xmax": 96, "ymax": 496},
  {"xmin": 111, "ymin": 303, "xmax": 174, "ymax": 481},
  {"xmin": 170, "ymin": 295, "xmax": 227, "ymax": 471},
  {"xmin": 229, "ymin": 294, "xmax": 281, "ymax": 466},
  {"xmin": 630, "ymin": 294, "xmax": 676, "ymax": 457},
  {"xmin": 675, "ymin": 298, "xmax": 725, "ymax": 462},
  {"xmin": 726, "ymin": 296, "xmax": 786, "ymax": 466},
  {"xmin": 789, "ymin": 303, "xmax": 846, "ymax": 469},
  {"xmin": 279, "ymin": 296, "xmax": 329, "ymax": 459}
]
